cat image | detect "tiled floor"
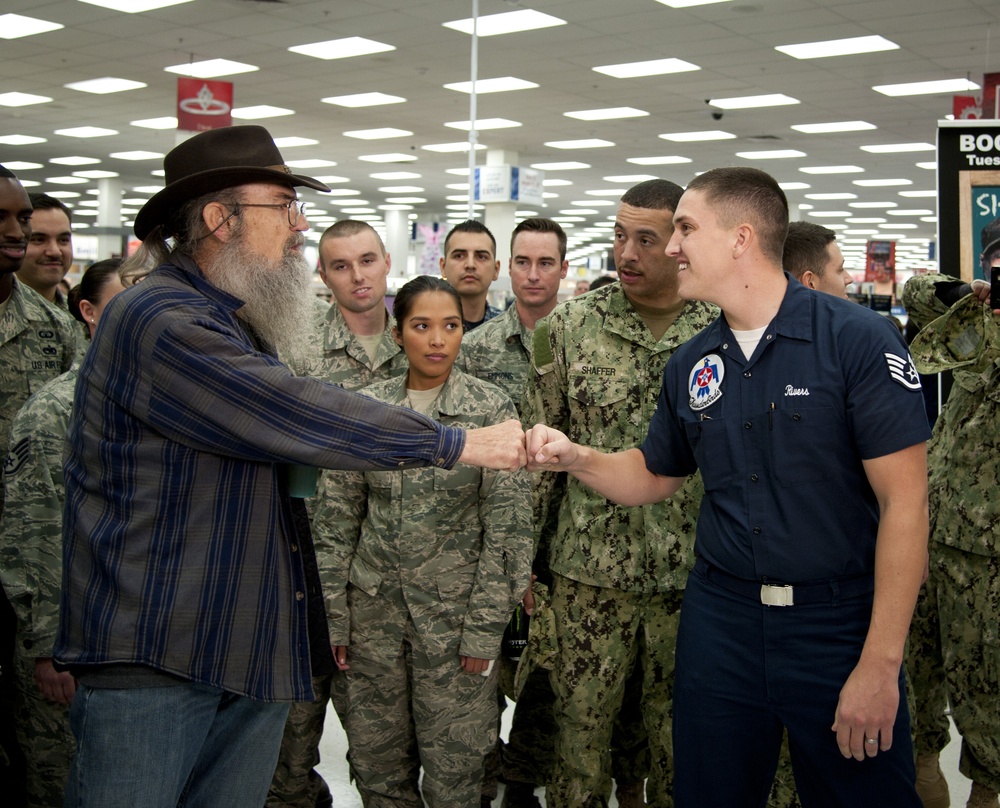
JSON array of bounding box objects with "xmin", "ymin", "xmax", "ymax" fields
[{"xmin": 316, "ymin": 699, "xmax": 972, "ymax": 807}]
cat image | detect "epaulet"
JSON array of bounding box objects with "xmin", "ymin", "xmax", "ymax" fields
[{"xmin": 532, "ymin": 320, "xmax": 554, "ymax": 373}]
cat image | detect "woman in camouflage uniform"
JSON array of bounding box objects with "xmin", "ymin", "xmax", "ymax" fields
[{"xmin": 312, "ymin": 276, "xmax": 533, "ymax": 808}]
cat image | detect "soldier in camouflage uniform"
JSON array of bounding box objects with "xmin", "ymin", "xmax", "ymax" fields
[
  {"xmin": 311, "ymin": 276, "xmax": 532, "ymax": 807},
  {"xmin": 0, "ymin": 167, "xmax": 82, "ymax": 803},
  {"xmin": 269, "ymin": 220, "xmax": 408, "ymax": 808},
  {"xmin": 522, "ymin": 180, "xmax": 718, "ymax": 808},
  {"xmin": 459, "ymin": 218, "xmax": 568, "ymax": 807},
  {"xmin": 0, "ymin": 259, "xmax": 123, "ymax": 808},
  {"xmin": 905, "ymin": 241, "xmax": 1000, "ymax": 808}
]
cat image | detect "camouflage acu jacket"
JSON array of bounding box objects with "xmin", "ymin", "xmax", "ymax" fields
[
  {"xmin": 0, "ymin": 365, "xmax": 78, "ymax": 656},
  {"xmin": 457, "ymin": 303, "xmax": 532, "ymax": 414},
  {"xmin": 904, "ymin": 273, "xmax": 1000, "ymax": 557},
  {"xmin": 522, "ymin": 284, "xmax": 718, "ymax": 593},
  {"xmin": 312, "ymin": 369, "xmax": 533, "ymax": 664}
]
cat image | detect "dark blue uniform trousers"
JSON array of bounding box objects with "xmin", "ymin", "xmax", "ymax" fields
[{"xmin": 673, "ymin": 561, "xmax": 921, "ymax": 808}]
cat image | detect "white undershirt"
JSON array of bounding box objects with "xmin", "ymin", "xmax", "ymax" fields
[
  {"xmin": 405, "ymin": 383, "xmax": 445, "ymax": 416},
  {"xmin": 730, "ymin": 325, "xmax": 768, "ymax": 361}
]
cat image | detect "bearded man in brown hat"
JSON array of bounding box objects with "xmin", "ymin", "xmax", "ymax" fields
[{"xmin": 52, "ymin": 125, "xmax": 525, "ymax": 808}]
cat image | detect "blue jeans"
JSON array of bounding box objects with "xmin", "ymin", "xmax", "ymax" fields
[
  {"xmin": 65, "ymin": 681, "xmax": 290, "ymax": 808},
  {"xmin": 673, "ymin": 562, "xmax": 920, "ymax": 808}
]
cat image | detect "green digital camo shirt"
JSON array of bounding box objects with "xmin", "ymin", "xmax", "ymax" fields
[
  {"xmin": 0, "ymin": 277, "xmax": 82, "ymax": 518},
  {"xmin": 904, "ymin": 273, "xmax": 1000, "ymax": 558},
  {"xmin": 522, "ymin": 283, "xmax": 718, "ymax": 593},
  {"xmin": 457, "ymin": 303, "xmax": 532, "ymax": 414},
  {"xmin": 0, "ymin": 365, "xmax": 78, "ymax": 657}
]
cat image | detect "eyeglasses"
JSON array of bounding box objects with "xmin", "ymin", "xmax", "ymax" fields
[{"xmin": 235, "ymin": 199, "xmax": 308, "ymax": 227}]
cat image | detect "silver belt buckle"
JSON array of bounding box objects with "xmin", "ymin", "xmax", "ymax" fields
[{"xmin": 760, "ymin": 584, "xmax": 794, "ymax": 606}]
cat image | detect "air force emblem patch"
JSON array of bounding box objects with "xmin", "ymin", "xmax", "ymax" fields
[
  {"xmin": 884, "ymin": 351, "xmax": 921, "ymax": 391},
  {"xmin": 689, "ymin": 354, "xmax": 724, "ymax": 411}
]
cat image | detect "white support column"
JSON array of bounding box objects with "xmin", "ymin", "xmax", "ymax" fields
[
  {"xmin": 482, "ymin": 148, "xmax": 518, "ymax": 290},
  {"xmin": 383, "ymin": 208, "xmax": 410, "ymax": 278},
  {"xmin": 95, "ymin": 178, "xmax": 123, "ymax": 260}
]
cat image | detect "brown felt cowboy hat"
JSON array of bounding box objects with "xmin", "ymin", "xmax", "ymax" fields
[{"xmin": 134, "ymin": 125, "xmax": 330, "ymax": 240}]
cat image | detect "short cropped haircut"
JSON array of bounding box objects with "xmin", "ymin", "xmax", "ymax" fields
[
  {"xmin": 443, "ymin": 219, "xmax": 496, "ymax": 257},
  {"xmin": 29, "ymin": 192, "xmax": 73, "ymax": 225},
  {"xmin": 685, "ymin": 167, "xmax": 789, "ymax": 265},
  {"xmin": 318, "ymin": 220, "xmax": 386, "ymax": 270},
  {"xmin": 510, "ymin": 217, "xmax": 567, "ymax": 262},
  {"xmin": 0, "ymin": 164, "xmax": 17, "ymax": 179},
  {"xmin": 620, "ymin": 179, "xmax": 684, "ymax": 212},
  {"xmin": 783, "ymin": 221, "xmax": 837, "ymax": 280}
]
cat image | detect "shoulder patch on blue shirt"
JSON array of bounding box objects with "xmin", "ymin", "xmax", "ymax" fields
[
  {"xmin": 688, "ymin": 353, "xmax": 725, "ymax": 411},
  {"xmin": 884, "ymin": 352, "xmax": 921, "ymax": 391}
]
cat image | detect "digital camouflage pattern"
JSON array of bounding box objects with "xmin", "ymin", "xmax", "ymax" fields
[
  {"xmin": 311, "ymin": 369, "xmax": 532, "ymax": 806},
  {"xmin": 286, "ymin": 297, "xmax": 408, "ymax": 386},
  {"xmin": 522, "ymin": 284, "xmax": 717, "ymax": 594},
  {"xmin": 457, "ymin": 303, "xmax": 532, "ymax": 411},
  {"xmin": 522, "ymin": 283, "xmax": 717, "ymax": 807},
  {"xmin": 0, "ymin": 278, "xmax": 81, "ymax": 517},
  {"xmin": 269, "ymin": 299, "xmax": 408, "ymax": 808},
  {"xmin": 0, "ymin": 366, "xmax": 79, "ymax": 808},
  {"xmin": 904, "ymin": 273, "xmax": 1000, "ymax": 792}
]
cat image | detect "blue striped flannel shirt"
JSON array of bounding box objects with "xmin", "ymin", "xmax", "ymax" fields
[{"xmin": 54, "ymin": 254, "xmax": 464, "ymax": 702}]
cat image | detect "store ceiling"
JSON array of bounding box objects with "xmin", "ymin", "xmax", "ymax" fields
[{"xmin": 2, "ymin": 0, "xmax": 999, "ymax": 268}]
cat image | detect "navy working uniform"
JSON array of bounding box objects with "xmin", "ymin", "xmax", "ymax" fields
[{"xmin": 640, "ymin": 278, "xmax": 930, "ymax": 807}]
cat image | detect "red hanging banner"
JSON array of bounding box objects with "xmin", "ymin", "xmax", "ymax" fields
[{"xmin": 176, "ymin": 78, "xmax": 233, "ymax": 132}]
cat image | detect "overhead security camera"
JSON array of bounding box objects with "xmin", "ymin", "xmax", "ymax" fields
[{"xmin": 712, "ymin": 112, "xmax": 724, "ymax": 121}]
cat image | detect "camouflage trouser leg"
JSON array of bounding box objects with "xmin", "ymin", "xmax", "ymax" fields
[
  {"xmin": 545, "ymin": 576, "xmax": 681, "ymax": 808},
  {"xmin": 504, "ymin": 665, "xmax": 557, "ymax": 786},
  {"xmin": 13, "ymin": 649, "xmax": 74, "ymax": 808},
  {"xmin": 481, "ymin": 679, "xmax": 509, "ymax": 801},
  {"xmin": 610, "ymin": 657, "xmax": 650, "ymax": 789},
  {"xmin": 935, "ymin": 544, "xmax": 1000, "ymax": 793},
  {"xmin": 766, "ymin": 732, "xmax": 802, "ymax": 808},
  {"xmin": 266, "ymin": 673, "xmax": 340, "ymax": 808},
  {"xmin": 346, "ymin": 645, "xmax": 499, "ymax": 808},
  {"xmin": 905, "ymin": 568, "xmax": 951, "ymax": 757}
]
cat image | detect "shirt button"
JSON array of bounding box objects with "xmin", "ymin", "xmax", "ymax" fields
[
  {"xmin": 750, "ymin": 473, "xmax": 759, "ymax": 482},
  {"xmin": 744, "ymin": 421, "xmax": 752, "ymax": 430},
  {"xmin": 743, "ymin": 371, "xmax": 751, "ymax": 378},
  {"xmin": 295, "ymin": 591, "xmax": 304, "ymax": 601},
  {"xmin": 722, "ymin": 342, "xmax": 729, "ymax": 349},
  {"xmin": 792, "ymin": 413, "xmax": 801, "ymax": 421},
  {"xmin": 765, "ymin": 334, "xmax": 773, "ymax": 341},
  {"xmin": 437, "ymin": 457, "xmax": 446, "ymax": 465},
  {"xmin": 753, "ymin": 527, "xmax": 762, "ymax": 535},
  {"xmin": 290, "ymin": 544, "xmax": 298, "ymax": 553},
  {"xmin": 398, "ymin": 461, "xmax": 406, "ymax": 467}
]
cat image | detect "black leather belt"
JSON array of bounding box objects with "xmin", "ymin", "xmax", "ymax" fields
[{"xmin": 695, "ymin": 557, "xmax": 874, "ymax": 607}]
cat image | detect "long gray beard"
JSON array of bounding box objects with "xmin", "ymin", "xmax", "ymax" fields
[{"xmin": 209, "ymin": 237, "xmax": 315, "ymax": 359}]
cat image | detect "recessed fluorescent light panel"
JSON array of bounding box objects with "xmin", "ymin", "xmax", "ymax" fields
[
  {"xmin": 799, "ymin": 165, "xmax": 864, "ymax": 174},
  {"xmin": 736, "ymin": 150, "xmax": 806, "ymax": 160},
  {"xmin": 531, "ymin": 162, "xmax": 591, "ymax": 170},
  {"xmin": 322, "ymin": 92, "xmax": 405, "ymax": 107},
  {"xmin": 626, "ymin": 156, "xmax": 693, "ymax": 165},
  {"xmin": 343, "ymin": 128, "xmax": 413, "ymax": 140},
  {"xmin": 444, "ymin": 77, "xmax": 539, "ymax": 94},
  {"xmin": 775, "ymin": 35, "xmax": 898, "ymax": 60},
  {"xmin": 593, "ymin": 58, "xmax": 700, "ymax": 79},
  {"xmin": 443, "ymin": 9, "xmax": 566, "ymax": 36},
  {"xmin": 564, "ymin": 107, "xmax": 648, "ymax": 121},
  {"xmin": 65, "ymin": 77, "xmax": 147, "ymax": 94},
  {"xmin": 289, "ymin": 37, "xmax": 395, "ymax": 60},
  {"xmin": 545, "ymin": 139, "xmax": 615, "ymax": 149},
  {"xmin": 165, "ymin": 59, "xmax": 258, "ymax": 78},
  {"xmin": 655, "ymin": 0, "xmax": 734, "ymax": 6},
  {"xmin": 0, "ymin": 13, "xmax": 64, "ymax": 39},
  {"xmin": 873, "ymin": 79, "xmax": 979, "ymax": 97},
  {"xmin": 778, "ymin": 182, "xmax": 811, "ymax": 190},
  {"xmin": 110, "ymin": 151, "xmax": 164, "ymax": 161},
  {"xmin": 445, "ymin": 118, "xmax": 521, "ymax": 130},
  {"xmin": 791, "ymin": 121, "xmax": 876, "ymax": 134},
  {"xmin": 77, "ymin": 0, "xmax": 195, "ymax": 11},
  {"xmin": 421, "ymin": 143, "xmax": 486, "ymax": 153},
  {"xmin": 0, "ymin": 92, "xmax": 52, "ymax": 107},
  {"xmin": 273, "ymin": 137, "xmax": 319, "ymax": 148},
  {"xmin": 853, "ymin": 179, "xmax": 913, "ymax": 187},
  {"xmin": 54, "ymin": 127, "xmax": 119, "ymax": 138},
  {"xmin": 709, "ymin": 94, "xmax": 799, "ymax": 109},
  {"xmin": 232, "ymin": 106, "xmax": 294, "ymax": 119},
  {"xmin": 860, "ymin": 143, "xmax": 935, "ymax": 153},
  {"xmin": 359, "ymin": 153, "xmax": 419, "ymax": 163},
  {"xmin": 49, "ymin": 156, "xmax": 101, "ymax": 165},
  {"xmin": 0, "ymin": 135, "xmax": 47, "ymax": 145},
  {"xmin": 659, "ymin": 130, "xmax": 736, "ymax": 142},
  {"xmin": 131, "ymin": 116, "xmax": 177, "ymax": 130}
]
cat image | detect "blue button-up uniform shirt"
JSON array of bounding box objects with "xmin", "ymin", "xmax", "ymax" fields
[{"xmin": 642, "ymin": 278, "xmax": 930, "ymax": 584}]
